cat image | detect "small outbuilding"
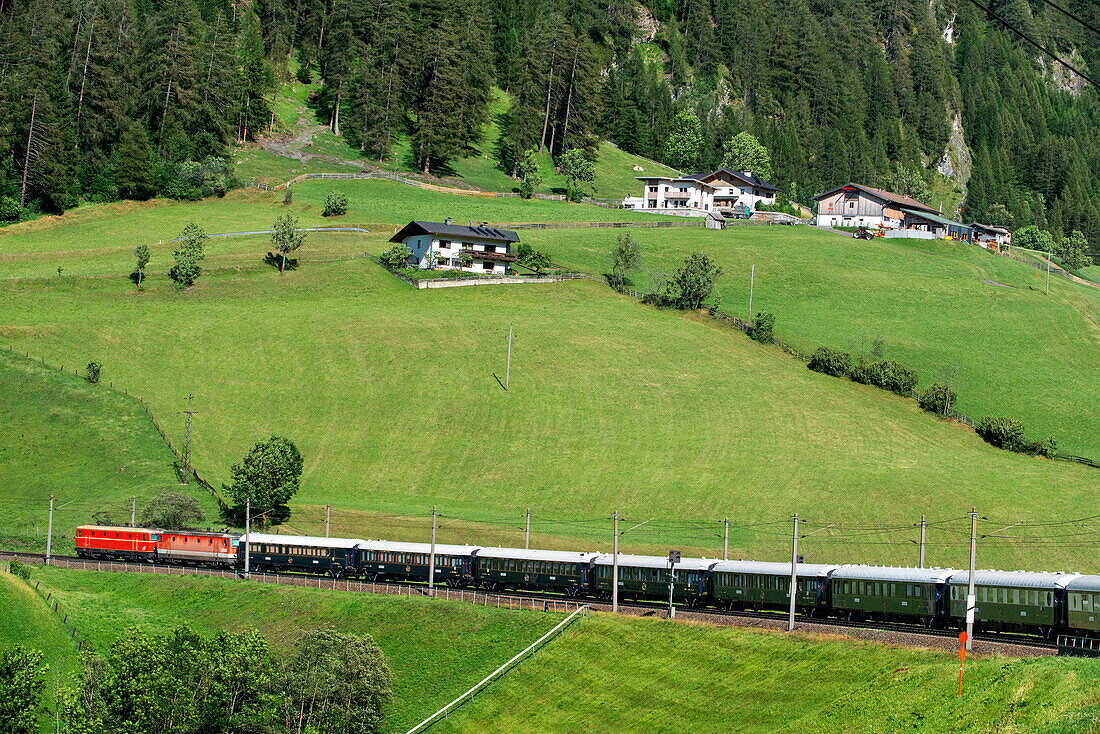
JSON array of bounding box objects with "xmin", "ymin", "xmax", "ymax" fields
[{"xmin": 390, "ymin": 219, "xmax": 519, "ymax": 274}]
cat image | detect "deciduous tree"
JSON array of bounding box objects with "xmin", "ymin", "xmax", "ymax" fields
[{"xmin": 224, "ymin": 435, "xmax": 303, "ymax": 525}]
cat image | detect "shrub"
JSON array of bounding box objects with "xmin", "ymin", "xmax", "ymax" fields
[
  {"xmin": 750, "ymin": 312, "xmax": 776, "ymax": 343},
  {"xmin": 0, "ymin": 195, "xmax": 22, "ymax": 222},
  {"xmin": 322, "ymin": 190, "xmax": 348, "ymax": 217},
  {"xmin": 518, "ymin": 178, "xmax": 535, "ymax": 199},
  {"xmin": 283, "ymin": 188, "xmax": 293, "ymax": 205},
  {"xmin": 918, "ymin": 381, "xmax": 957, "ymax": 416},
  {"xmin": 850, "ymin": 359, "xmax": 917, "ymax": 395},
  {"xmin": 808, "ymin": 346, "xmax": 851, "ymax": 377},
  {"xmin": 169, "ymin": 222, "xmax": 207, "ymax": 288},
  {"xmin": 159, "ymin": 156, "xmax": 236, "ymax": 200},
  {"xmin": 976, "ymin": 415, "xmax": 1046, "ymax": 454},
  {"xmin": 8, "ymin": 559, "xmax": 30, "ymax": 581},
  {"xmin": 671, "ymin": 252, "xmax": 723, "ymax": 310},
  {"xmin": 86, "ymin": 361, "xmax": 102, "ymax": 384},
  {"xmin": 379, "ymin": 243, "xmax": 413, "ymax": 269}
]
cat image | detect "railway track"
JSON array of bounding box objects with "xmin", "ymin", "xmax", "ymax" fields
[{"xmin": 6, "ymin": 551, "xmax": 1060, "ymax": 656}]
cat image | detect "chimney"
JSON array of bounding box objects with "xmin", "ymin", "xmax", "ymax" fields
[{"xmin": 444, "ymin": 217, "xmax": 452, "ymax": 225}]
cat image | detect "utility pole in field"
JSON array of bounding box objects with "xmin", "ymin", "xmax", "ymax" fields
[
  {"xmin": 429, "ymin": 506, "xmax": 438, "ymax": 594},
  {"xmin": 245, "ymin": 497, "xmax": 251, "ymax": 579},
  {"xmin": 46, "ymin": 494, "xmax": 54, "ymax": 566},
  {"xmin": 919, "ymin": 515, "xmax": 926, "ymax": 568},
  {"xmin": 525, "ymin": 508, "xmax": 531, "ymax": 550},
  {"xmin": 667, "ymin": 550, "xmax": 680, "ymax": 620},
  {"xmin": 131, "ymin": 497, "xmax": 137, "ymax": 527},
  {"xmin": 723, "ymin": 517, "xmax": 729, "ymax": 561},
  {"xmin": 612, "ymin": 511, "xmax": 619, "ymax": 613},
  {"xmin": 505, "ymin": 324, "xmax": 514, "ymax": 391},
  {"xmin": 965, "ymin": 507, "xmax": 978, "ymax": 651},
  {"xmin": 787, "ymin": 513, "xmax": 799, "ymax": 632}
]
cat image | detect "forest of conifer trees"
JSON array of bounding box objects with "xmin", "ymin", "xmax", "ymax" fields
[{"xmin": 0, "ymin": 0, "xmax": 1097, "ymax": 245}]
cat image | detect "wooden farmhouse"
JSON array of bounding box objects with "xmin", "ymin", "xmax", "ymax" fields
[
  {"xmin": 390, "ymin": 220, "xmax": 519, "ymax": 274},
  {"xmin": 813, "ymin": 182, "xmax": 973, "ymax": 241}
]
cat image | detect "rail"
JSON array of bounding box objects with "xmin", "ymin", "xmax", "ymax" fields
[{"xmin": 405, "ymin": 604, "xmax": 589, "ymax": 733}]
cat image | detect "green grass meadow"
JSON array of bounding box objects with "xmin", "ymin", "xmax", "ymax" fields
[
  {"xmin": 0, "ymin": 351, "xmax": 220, "ymax": 553},
  {"xmin": 1, "ymin": 256, "xmax": 1098, "ymax": 572},
  {"xmin": 7, "ymin": 566, "xmax": 556, "ymax": 733}
]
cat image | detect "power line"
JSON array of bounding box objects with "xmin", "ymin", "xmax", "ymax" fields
[
  {"xmin": 965, "ymin": 0, "xmax": 1100, "ymax": 89},
  {"xmin": 1038, "ymin": 0, "xmax": 1100, "ymax": 39}
]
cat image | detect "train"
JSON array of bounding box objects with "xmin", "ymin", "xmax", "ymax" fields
[{"xmin": 75, "ymin": 525, "xmax": 1100, "ymax": 640}]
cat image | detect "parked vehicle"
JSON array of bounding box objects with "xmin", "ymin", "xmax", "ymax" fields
[{"xmin": 853, "ymin": 227, "xmax": 876, "ymax": 239}]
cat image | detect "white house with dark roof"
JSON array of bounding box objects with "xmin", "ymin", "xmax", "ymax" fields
[
  {"xmin": 623, "ymin": 169, "xmax": 780, "ymax": 218},
  {"xmin": 390, "ymin": 219, "xmax": 519, "ymax": 274}
]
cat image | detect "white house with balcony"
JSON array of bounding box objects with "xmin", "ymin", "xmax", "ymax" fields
[
  {"xmin": 623, "ymin": 169, "xmax": 780, "ymax": 218},
  {"xmin": 389, "ymin": 220, "xmax": 519, "ymax": 274}
]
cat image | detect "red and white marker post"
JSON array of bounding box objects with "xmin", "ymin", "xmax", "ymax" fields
[{"xmin": 957, "ymin": 631, "xmax": 968, "ymax": 698}]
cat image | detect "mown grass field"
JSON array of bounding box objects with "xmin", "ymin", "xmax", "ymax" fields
[
  {"xmin": 0, "ymin": 351, "xmax": 220, "ymax": 554},
  {"xmin": 2, "ymin": 255, "xmax": 1098, "ymax": 572},
  {"xmin": 435, "ymin": 614, "xmax": 1100, "ymax": 733},
  {"xmin": 10, "ymin": 566, "xmax": 557, "ymax": 733}
]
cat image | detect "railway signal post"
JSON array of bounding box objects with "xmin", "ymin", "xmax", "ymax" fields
[
  {"xmin": 958, "ymin": 631, "xmax": 968, "ymax": 697},
  {"xmin": 788, "ymin": 513, "xmax": 799, "ymax": 632},
  {"xmin": 325, "ymin": 505, "xmax": 330, "ymax": 538},
  {"xmin": 525, "ymin": 508, "xmax": 530, "ymax": 550}
]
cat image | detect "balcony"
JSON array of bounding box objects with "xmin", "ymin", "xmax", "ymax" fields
[
  {"xmin": 461, "ymin": 247, "xmax": 517, "ymax": 262},
  {"xmin": 663, "ymin": 190, "xmax": 692, "ymax": 199}
]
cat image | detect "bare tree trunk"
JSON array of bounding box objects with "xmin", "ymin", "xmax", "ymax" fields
[
  {"xmin": 20, "ymin": 89, "xmax": 38, "ymax": 208},
  {"xmin": 539, "ymin": 49, "xmax": 556, "ymax": 155},
  {"xmin": 422, "ymin": 152, "xmax": 430, "ymax": 175},
  {"xmin": 158, "ymin": 27, "xmax": 179, "ymax": 156},
  {"xmin": 204, "ymin": 13, "xmax": 221, "ymax": 103},
  {"xmin": 75, "ymin": 14, "xmax": 95, "ymax": 130},
  {"xmin": 331, "ymin": 85, "xmax": 340, "ymax": 135},
  {"xmin": 561, "ymin": 43, "xmax": 578, "ymax": 152},
  {"xmin": 316, "ymin": 0, "xmax": 328, "ymax": 84}
]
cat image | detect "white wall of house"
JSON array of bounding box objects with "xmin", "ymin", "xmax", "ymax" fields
[
  {"xmin": 634, "ymin": 179, "xmax": 713, "ymax": 217},
  {"xmin": 708, "ymin": 173, "xmax": 777, "ymax": 211},
  {"xmin": 400, "ymin": 235, "xmax": 511, "ymax": 274}
]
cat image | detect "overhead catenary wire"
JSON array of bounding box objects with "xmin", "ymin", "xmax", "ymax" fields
[{"xmin": 1037, "ymin": 0, "xmax": 1100, "ymax": 39}]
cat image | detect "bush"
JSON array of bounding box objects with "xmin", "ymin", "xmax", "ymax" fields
[
  {"xmin": 0, "ymin": 195, "xmax": 22, "ymax": 222},
  {"xmin": 670, "ymin": 252, "xmax": 723, "ymax": 310},
  {"xmin": 140, "ymin": 490, "xmax": 206, "ymax": 530},
  {"xmin": 323, "ymin": 190, "xmax": 348, "ymax": 217},
  {"xmin": 159, "ymin": 157, "xmax": 236, "ymax": 200},
  {"xmin": 379, "ymin": 243, "xmax": 413, "ymax": 269},
  {"xmin": 8, "ymin": 559, "xmax": 30, "ymax": 581},
  {"xmin": 86, "ymin": 361, "xmax": 102, "ymax": 384},
  {"xmin": 283, "ymin": 188, "xmax": 293, "ymax": 205},
  {"xmin": 518, "ymin": 178, "xmax": 535, "ymax": 199},
  {"xmin": 918, "ymin": 381, "xmax": 957, "ymax": 416},
  {"xmin": 850, "ymin": 359, "xmax": 917, "ymax": 395},
  {"xmin": 749, "ymin": 312, "xmax": 775, "ymax": 343},
  {"xmin": 976, "ymin": 415, "xmax": 1045, "ymax": 454},
  {"xmin": 808, "ymin": 346, "xmax": 851, "ymax": 377}
]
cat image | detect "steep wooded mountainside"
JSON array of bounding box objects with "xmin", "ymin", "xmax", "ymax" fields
[{"xmin": 0, "ymin": 0, "xmax": 1097, "ymax": 242}]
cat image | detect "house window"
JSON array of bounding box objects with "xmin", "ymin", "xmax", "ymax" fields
[
  {"xmin": 482, "ymin": 261, "xmax": 491, "ymax": 270},
  {"xmin": 649, "ymin": 186, "xmax": 657, "ymax": 193},
  {"xmin": 847, "ymin": 201, "xmax": 856, "ymax": 210},
  {"xmin": 438, "ymin": 240, "xmax": 451, "ymax": 250},
  {"xmin": 648, "ymin": 200, "xmax": 657, "ymax": 208}
]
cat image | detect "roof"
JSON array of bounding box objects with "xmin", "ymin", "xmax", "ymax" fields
[
  {"xmin": 829, "ymin": 565, "xmax": 957, "ymax": 583},
  {"xmin": 1067, "ymin": 576, "xmax": 1100, "ymax": 592},
  {"xmin": 474, "ymin": 547, "xmax": 599, "ymax": 563},
  {"xmin": 710, "ymin": 560, "xmax": 838, "ymax": 578},
  {"xmin": 243, "ymin": 533, "xmax": 363, "ymax": 549},
  {"xmin": 699, "ymin": 168, "xmax": 782, "ymax": 193},
  {"xmin": 389, "ymin": 220, "xmax": 520, "ymax": 244},
  {"xmin": 77, "ymin": 525, "xmax": 154, "ymax": 534},
  {"xmin": 593, "ymin": 554, "xmax": 719, "ymax": 571},
  {"xmin": 901, "ymin": 208, "xmax": 970, "ymax": 229},
  {"xmin": 358, "ymin": 540, "xmax": 481, "ymax": 556},
  {"xmin": 813, "ymin": 182, "xmax": 938, "ymax": 214},
  {"xmin": 947, "ymin": 570, "xmax": 1081, "ymax": 589},
  {"xmin": 969, "ymin": 222, "xmax": 1011, "ymax": 234},
  {"xmin": 158, "ymin": 529, "xmax": 239, "ymax": 539},
  {"xmin": 634, "ymin": 176, "xmax": 717, "ymax": 190}
]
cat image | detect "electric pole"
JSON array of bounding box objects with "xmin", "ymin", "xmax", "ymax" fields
[
  {"xmin": 723, "ymin": 517, "xmax": 729, "ymax": 561},
  {"xmin": 325, "ymin": 505, "xmax": 330, "ymax": 538},
  {"xmin": 131, "ymin": 496, "xmax": 136, "ymax": 527},
  {"xmin": 667, "ymin": 551, "xmax": 680, "ymax": 620},
  {"xmin": 245, "ymin": 497, "xmax": 251, "ymax": 579},
  {"xmin": 429, "ymin": 506, "xmax": 438, "ymax": 593},
  {"xmin": 1046, "ymin": 250, "xmax": 1051, "ymax": 296},
  {"xmin": 611, "ymin": 515, "xmax": 620, "ymax": 616},
  {"xmin": 46, "ymin": 494, "xmax": 54, "ymax": 566},
  {"xmin": 918, "ymin": 515, "xmax": 926, "ymax": 568},
  {"xmin": 965, "ymin": 507, "xmax": 977, "ymax": 651},
  {"xmin": 787, "ymin": 513, "xmax": 799, "ymax": 632},
  {"xmin": 747, "ymin": 264, "xmax": 755, "ymax": 326},
  {"xmin": 505, "ymin": 324, "xmax": 514, "ymax": 391},
  {"xmin": 176, "ymin": 394, "xmax": 198, "ymax": 473},
  {"xmin": 524, "ymin": 508, "xmax": 530, "ymax": 550}
]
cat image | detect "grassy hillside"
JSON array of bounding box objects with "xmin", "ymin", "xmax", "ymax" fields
[
  {"xmin": 0, "ymin": 351, "xmax": 219, "ymax": 554},
  {"xmin": 239, "ymin": 81, "xmax": 679, "ymax": 199},
  {"xmin": 1, "ymin": 257, "xmax": 1098, "ymax": 572},
  {"xmin": 435, "ymin": 614, "xmax": 1100, "ymax": 734},
  {"xmin": 24, "ymin": 566, "xmax": 556, "ymax": 733}
]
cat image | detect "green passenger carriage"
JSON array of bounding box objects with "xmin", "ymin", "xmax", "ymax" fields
[
  {"xmin": 830, "ymin": 566, "xmax": 952, "ymax": 624},
  {"xmin": 475, "ymin": 548, "xmax": 597, "ymax": 596},
  {"xmin": 710, "ymin": 561, "xmax": 838, "ymax": 614},
  {"xmin": 947, "ymin": 570, "xmax": 1078, "ymax": 636},
  {"xmin": 1066, "ymin": 576, "xmax": 1100, "ymax": 634},
  {"xmin": 241, "ymin": 533, "xmax": 360, "ymax": 577},
  {"xmin": 592, "ymin": 554, "xmax": 717, "ymax": 606},
  {"xmin": 357, "ymin": 540, "xmax": 479, "ymax": 586}
]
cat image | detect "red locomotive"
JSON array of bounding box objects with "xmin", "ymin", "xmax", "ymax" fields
[{"xmin": 75, "ymin": 525, "xmax": 239, "ymax": 565}]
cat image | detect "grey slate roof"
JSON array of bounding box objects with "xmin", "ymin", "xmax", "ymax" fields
[{"xmin": 390, "ymin": 220, "xmax": 520, "ymax": 244}]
